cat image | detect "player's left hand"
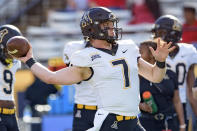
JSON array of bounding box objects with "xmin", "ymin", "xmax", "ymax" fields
[
  {"xmin": 139, "ymin": 102, "xmax": 152, "ymax": 113},
  {"xmin": 149, "ymin": 38, "xmax": 176, "ymax": 62}
]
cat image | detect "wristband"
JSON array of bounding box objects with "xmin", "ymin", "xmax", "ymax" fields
[
  {"xmin": 156, "ymin": 61, "xmax": 166, "ymax": 69},
  {"xmin": 179, "ymin": 124, "xmax": 186, "ymax": 129},
  {"xmin": 25, "ymin": 58, "xmax": 36, "ymax": 68}
]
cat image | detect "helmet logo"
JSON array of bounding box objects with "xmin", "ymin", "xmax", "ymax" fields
[
  {"xmin": 81, "ymin": 21, "xmax": 87, "ymax": 28},
  {"xmin": 0, "ymin": 29, "xmax": 8, "ymax": 43},
  {"xmin": 155, "ymin": 24, "xmax": 160, "ymax": 28},
  {"xmin": 87, "ymin": 13, "xmax": 93, "ymax": 24},
  {"xmin": 109, "ymin": 13, "xmax": 116, "ymax": 19},
  {"xmin": 172, "ymin": 20, "xmax": 181, "ymax": 31},
  {"xmin": 81, "ymin": 11, "xmax": 93, "ymax": 28}
]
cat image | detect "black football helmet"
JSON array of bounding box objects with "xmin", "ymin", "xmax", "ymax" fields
[
  {"xmin": 80, "ymin": 7, "xmax": 122, "ymax": 43},
  {"xmin": 0, "ymin": 25, "xmax": 22, "ymax": 66},
  {"xmin": 151, "ymin": 15, "xmax": 182, "ymax": 44}
]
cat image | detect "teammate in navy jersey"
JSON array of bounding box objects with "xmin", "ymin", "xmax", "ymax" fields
[
  {"xmin": 139, "ymin": 40, "xmax": 185, "ymax": 131},
  {"xmin": 151, "ymin": 15, "xmax": 197, "ymax": 129},
  {"xmin": 16, "ymin": 7, "xmax": 175, "ymax": 131}
]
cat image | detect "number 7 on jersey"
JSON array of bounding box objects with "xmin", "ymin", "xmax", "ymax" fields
[{"xmin": 111, "ymin": 58, "xmax": 131, "ymax": 89}]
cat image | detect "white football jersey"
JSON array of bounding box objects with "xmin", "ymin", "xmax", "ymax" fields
[
  {"xmin": 0, "ymin": 60, "xmax": 21, "ymax": 101},
  {"xmin": 166, "ymin": 43, "xmax": 197, "ymax": 103},
  {"xmin": 70, "ymin": 40, "xmax": 140, "ymax": 116},
  {"xmin": 63, "ymin": 41, "xmax": 86, "ymax": 65},
  {"xmin": 63, "ymin": 41, "xmax": 97, "ymax": 105}
]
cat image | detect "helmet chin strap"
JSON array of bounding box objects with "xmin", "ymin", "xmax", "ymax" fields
[{"xmin": 106, "ymin": 38, "xmax": 115, "ymax": 44}]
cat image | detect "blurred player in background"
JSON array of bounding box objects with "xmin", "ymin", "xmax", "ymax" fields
[
  {"xmin": 182, "ymin": 1, "xmax": 197, "ymax": 46},
  {"xmin": 63, "ymin": 41, "xmax": 97, "ymax": 131},
  {"xmin": 16, "ymin": 7, "xmax": 174, "ymax": 131},
  {"xmin": 0, "ymin": 25, "xmax": 22, "ymax": 131},
  {"xmin": 151, "ymin": 15, "xmax": 197, "ymax": 129}
]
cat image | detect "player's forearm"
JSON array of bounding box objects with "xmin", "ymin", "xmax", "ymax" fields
[
  {"xmin": 186, "ymin": 65, "xmax": 197, "ymax": 116},
  {"xmin": 138, "ymin": 58, "xmax": 166, "ymax": 83},
  {"xmin": 187, "ymin": 87, "xmax": 197, "ymax": 116},
  {"xmin": 188, "ymin": 95, "xmax": 197, "ymax": 116},
  {"xmin": 190, "ymin": 100, "xmax": 197, "ymax": 116},
  {"xmin": 30, "ymin": 62, "xmax": 56, "ymax": 84},
  {"xmin": 173, "ymin": 99, "xmax": 185, "ymax": 126},
  {"xmin": 151, "ymin": 65, "xmax": 166, "ymax": 83},
  {"xmin": 30, "ymin": 63, "xmax": 86, "ymax": 85}
]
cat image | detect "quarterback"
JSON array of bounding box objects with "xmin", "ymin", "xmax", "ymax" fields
[
  {"xmin": 63, "ymin": 41, "xmax": 97, "ymax": 131},
  {"xmin": 17, "ymin": 7, "xmax": 175, "ymax": 131}
]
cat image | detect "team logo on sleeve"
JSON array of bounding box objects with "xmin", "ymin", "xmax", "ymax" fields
[
  {"xmin": 91, "ymin": 54, "xmax": 101, "ymax": 61},
  {"xmin": 64, "ymin": 53, "xmax": 69, "ymax": 61}
]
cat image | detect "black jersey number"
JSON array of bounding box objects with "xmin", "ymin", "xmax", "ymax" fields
[
  {"xmin": 3, "ymin": 70, "xmax": 13, "ymax": 94},
  {"xmin": 111, "ymin": 59, "xmax": 130, "ymax": 88},
  {"xmin": 176, "ymin": 63, "xmax": 186, "ymax": 86}
]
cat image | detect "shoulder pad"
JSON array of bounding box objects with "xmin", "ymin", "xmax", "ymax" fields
[
  {"xmin": 70, "ymin": 48, "xmax": 92, "ymax": 67},
  {"xmin": 63, "ymin": 41, "xmax": 85, "ymax": 64},
  {"xmin": 117, "ymin": 39, "xmax": 135, "ymax": 45},
  {"xmin": 13, "ymin": 59, "xmax": 21, "ymax": 69},
  {"xmin": 178, "ymin": 43, "xmax": 197, "ymax": 55}
]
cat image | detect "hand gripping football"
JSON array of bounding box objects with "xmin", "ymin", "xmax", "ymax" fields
[{"xmin": 6, "ymin": 36, "xmax": 30, "ymax": 58}]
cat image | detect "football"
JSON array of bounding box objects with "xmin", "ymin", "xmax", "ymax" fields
[{"xmin": 6, "ymin": 36, "xmax": 30, "ymax": 58}]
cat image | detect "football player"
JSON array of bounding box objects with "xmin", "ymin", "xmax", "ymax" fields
[
  {"xmin": 0, "ymin": 25, "xmax": 22, "ymax": 131},
  {"xmin": 17, "ymin": 7, "xmax": 175, "ymax": 131},
  {"xmin": 151, "ymin": 15, "xmax": 197, "ymax": 128},
  {"xmin": 139, "ymin": 40, "xmax": 185, "ymax": 131},
  {"xmin": 63, "ymin": 41, "xmax": 97, "ymax": 131}
]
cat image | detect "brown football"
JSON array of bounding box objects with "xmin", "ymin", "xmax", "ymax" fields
[{"xmin": 6, "ymin": 36, "xmax": 30, "ymax": 58}]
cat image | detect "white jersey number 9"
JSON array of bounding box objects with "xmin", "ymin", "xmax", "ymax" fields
[{"xmin": 3, "ymin": 70, "xmax": 13, "ymax": 94}]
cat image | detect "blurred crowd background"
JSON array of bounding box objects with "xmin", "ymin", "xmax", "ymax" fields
[{"xmin": 0, "ymin": 0, "xmax": 197, "ymax": 131}]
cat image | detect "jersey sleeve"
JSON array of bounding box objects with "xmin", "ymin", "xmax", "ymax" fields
[
  {"xmin": 128, "ymin": 39, "xmax": 140, "ymax": 61},
  {"xmin": 13, "ymin": 60, "xmax": 21, "ymax": 70},
  {"xmin": 128, "ymin": 39, "xmax": 140, "ymax": 58},
  {"xmin": 63, "ymin": 41, "xmax": 85, "ymax": 64},
  {"xmin": 119, "ymin": 39, "xmax": 140, "ymax": 60},
  {"xmin": 188, "ymin": 46, "xmax": 197, "ymax": 66},
  {"xmin": 70, "ymin": 49, "xmax": 92, "ymax": 67},
  {"xmin": 135, "ymin": 44, "xmax": 140, "ymax": 58},
  {"xmin": 63, "ymin": 43, "xmax": 72, "ymax": 64}
]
